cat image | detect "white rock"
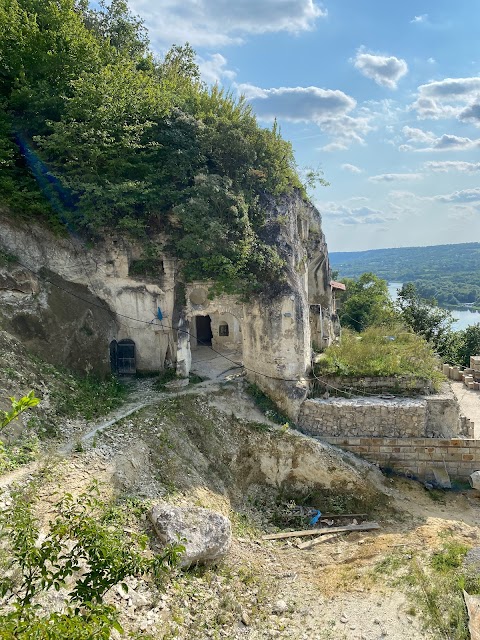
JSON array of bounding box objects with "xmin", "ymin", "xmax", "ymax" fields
[
  {"xmin": 272, "ymin": 599, "xmax": 288, "ymax": 614},
  {"xmin": 149, "ymin": 503, "xmax": 231, "ymax": 568}
]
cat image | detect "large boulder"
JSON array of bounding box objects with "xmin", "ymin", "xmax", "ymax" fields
[{"xmin": 149, "ymin": 504, "xmax": 231, "ymax": 568}]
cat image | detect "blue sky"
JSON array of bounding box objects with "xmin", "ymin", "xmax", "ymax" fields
[{"xmin": 129, "ymin": 0, "xmax": 480, "ymax": 251}]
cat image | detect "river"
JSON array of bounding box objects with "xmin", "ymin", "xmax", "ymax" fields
[{"xmin": 388, "ymin": 282, "xmax": 480, "ymax": 331}]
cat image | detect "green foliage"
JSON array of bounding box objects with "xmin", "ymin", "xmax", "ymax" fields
[
  {"xmin": 0, "ymin": 392, "xmax": 40, "ymax": 475},
  {"xmin": 0, "ymin": 249, "xmax": 18, "ymax": 267},
  {"xmin": 52, "ymin": 373, "xmax": 125, "ymax": 420},
  {"xmin": 153, "ymin": 367, "xmax": 179, "ymax": 389},
  {"xmin": 431, "ymin": 541, "xmax": 469, "ymax": 573},
  {"xmin": 453, "ymin": 323, "xmax": 480, "ymax": 367},
  {"xmin": 245, "ymin": 384, "xmax": 290, "ymax": 427},
  {"xmin": 337, "ymin": 272, "xmax": 395, "ymax": 331},
  {"xmin": 396, "ymin": 283, "xmax": 455, "ymax": 355},
  {"xmin": 0, "ymin": 434, "xmax": 39, "ymax": 474},
  {"xmin": 0, "ymin": 390, "xmax": 39, "ymax": 432},
  {"xmin": 316, "ymin": 326, "xmax": 444, "ymax": 387},
  {"xmin": 0, "ymin": 482, "xmax": 183, "ymax": 637},
  {"xmin": 0, "ymin": 0, "xmax": 307, "ymax": 295}
]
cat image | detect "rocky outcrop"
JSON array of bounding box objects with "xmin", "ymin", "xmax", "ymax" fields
[
  {"xmin": 149, "ymin": 504, "xmax": 232, "ymax": 567},
  {"xmin": 0, "ymin": 189, "xmax": 335, "ymax": 413}
]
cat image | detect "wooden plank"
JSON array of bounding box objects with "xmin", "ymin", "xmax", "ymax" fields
[
  {"xmin": 320, "ymin": 513, "xmax": 368, "ymax": 519},
  {"xmin": 298, "ymin": 533, "xmax": 340, "ymax": 550},
  {"xmin": 262, "ymin": 522, "xmax": 380, "ymax": 541}
]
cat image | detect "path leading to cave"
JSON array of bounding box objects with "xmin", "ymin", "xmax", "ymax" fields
[
  {"xmin": 0, "ymin": 351, "xmax": 244, "ymax": 489},
  {"xmin": 450, "ymin": 380, "xmax": 480, "ymax": 439}
]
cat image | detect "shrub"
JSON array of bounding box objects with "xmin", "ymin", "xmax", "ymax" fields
[
  {"xmin": 0, "ymin": 482, "xmax": 183, "ymax": 637},
  {"xmin": 315, "ymin": 325, "xmax": 444, "ymax": 389}
]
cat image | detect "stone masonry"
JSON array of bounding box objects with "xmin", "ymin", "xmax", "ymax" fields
[{"xmin": 323, "ymin": 436, "xmax": 480, "ymax": 482}]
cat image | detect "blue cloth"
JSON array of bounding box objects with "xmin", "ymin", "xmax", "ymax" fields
[
  {"xmin": 309, "ymin": 510, "xmax": 322, "ymax": 525},
  {"xmin": 157, "ymin": 307, "xmax": 163, "ymax": 321}
]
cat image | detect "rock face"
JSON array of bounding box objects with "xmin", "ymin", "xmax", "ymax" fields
[
  {"xmin": 0, "ymin": 190, "xmax": 336, "ymax": 414},
  {"xmin": 149, "ymin": 504, "xmax": 232, "ymax": 568}
]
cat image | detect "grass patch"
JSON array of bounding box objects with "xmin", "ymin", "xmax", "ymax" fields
[
  {"xmin": 52, "ymin": 372, "xmax": 127, "ymax": 420},
  {"xmin": 0, "ymin": 434, "xmax": 39, "ymax": 474},
  {"xmin": 372, "ymin": 540, "xmax": 477, "ymax": 639},
  {"xmin": 315, "ymin": 326, "xmax": 444, "ymax": 390},
  {"xmin": 153, "ymin": 368, "xmax": 179, "ymax": 390},
  {"xmin": 153, "ymin": 369, "xmax": 205, "ymax": 390},
  {"xmin": 245, "ymin": 383, "xmax": 291, "ymax": 426}
]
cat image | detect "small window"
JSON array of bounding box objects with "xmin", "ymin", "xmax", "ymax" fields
[{"xmin": 219, "ymin": 322, "xmax": 229, "ymax": 337}]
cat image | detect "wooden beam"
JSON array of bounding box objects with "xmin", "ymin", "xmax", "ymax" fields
[
  {"xmin": 262, "ymin": 522, "xmax": 380, "ymax": 541},
  {"xmin": 298, "ymin": 533, "xmax": 340, "ymax": 550}
]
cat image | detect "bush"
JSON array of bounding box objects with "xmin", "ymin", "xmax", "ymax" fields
[
  {"xmin": 0, "ymin": 482, "xmax": 183, "ymax": 638},
  {"xmin": 315, "ymin": 326, "xmax": 444, "ymax": 388}
]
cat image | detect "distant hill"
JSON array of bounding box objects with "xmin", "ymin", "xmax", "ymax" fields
[{"xmin": 330, "ymin": 243, "xmax": 480, "ymax": 309}]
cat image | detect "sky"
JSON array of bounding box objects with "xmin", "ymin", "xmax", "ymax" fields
[{"xmin": 128, "ymin": 0, "xmax": 480, "ymax": 252}]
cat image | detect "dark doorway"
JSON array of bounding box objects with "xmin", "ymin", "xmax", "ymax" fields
[
  {"xmin": 195, "ymin": 315, "xmax": 213, "ymax": 346},
  {"xmin": 110, "ymin": 338, "xmax": 136, "ymax": 374}
]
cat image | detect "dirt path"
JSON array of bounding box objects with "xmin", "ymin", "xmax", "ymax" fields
[
  {"xmin": 0, "ymin": 362, "xmax": 234, "ymax": 489},
  {"xmin": 450, "ymin": 380, "xmax": 480, "ymax": 438}
]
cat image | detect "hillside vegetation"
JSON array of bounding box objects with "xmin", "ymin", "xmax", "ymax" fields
[
  {"xmin": 0, "ymin": 0, "xmax": 311, "ymax": 295},
  {"xmin": 330, "ymin": 243, "xmax": 480, "ymax": 309}
]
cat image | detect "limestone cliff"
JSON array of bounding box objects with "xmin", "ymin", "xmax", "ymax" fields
[{"xmin": 0, "ymin": 191, "xmax": 336, "ymax": 418}]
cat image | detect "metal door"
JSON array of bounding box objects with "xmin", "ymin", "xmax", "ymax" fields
[{"xmin": 117, "ymin": 339, "xmax": 136, "ymax": 374}]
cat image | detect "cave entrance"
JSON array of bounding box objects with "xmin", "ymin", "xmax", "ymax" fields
[
  {"xmin": 195, "ymin": 315, "xmax": 213, "ymax": 346},
  {"xmin": 110, "ymin": 338, "xmax": 136, "ymax": 375}
]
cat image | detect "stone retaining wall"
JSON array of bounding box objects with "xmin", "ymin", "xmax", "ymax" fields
[
  {"xmin": 299, "ymin": 386, "xmax": 462, "ymax": 439},
  {"xmin": 323, "ymin": 436, "xmax": 480, "ymax": 481},
  {"xmin": 300, "ymin": 397, "xmax": 426, "ymax": 438}
]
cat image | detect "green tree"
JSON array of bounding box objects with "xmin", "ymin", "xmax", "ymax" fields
[
  {"xmin": 396, "ymin": 283, "xmax": 454, "ymax": 355},
  {"xmin": 0, "ymin": 0, "xmax": 308, "ymax": 295},
  {"xmin": 453, "ymin": 323, "xmax": 480, "ymax": 367},
  {"xmin": 338, "ymin": 272, "xmax": 394, "ymax": 331}
]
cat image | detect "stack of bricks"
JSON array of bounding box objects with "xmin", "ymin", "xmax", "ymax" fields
[{"xmin": 443, "ymin": 356, "xmax": 480, "ymax": 390}]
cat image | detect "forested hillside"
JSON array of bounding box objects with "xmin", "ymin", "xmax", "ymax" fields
[
  {"xmin": 330, "ymin": 243, "xmax": 480, "ymax": 309},
  {"xmin": 0, "ymin": 0, "xmax": 309, "ymax": 295}
]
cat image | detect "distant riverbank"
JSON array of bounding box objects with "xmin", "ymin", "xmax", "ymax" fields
[{"xmin": 388, "ymin": 282, "xmax": 480, "ymax": 331}]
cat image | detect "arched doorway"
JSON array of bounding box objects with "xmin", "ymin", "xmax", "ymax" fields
[{"xmin": 110, "ymin": 338, "xmax": 136, "ymax": 374}]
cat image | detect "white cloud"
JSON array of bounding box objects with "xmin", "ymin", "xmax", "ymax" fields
[
  {"xmin": 369, "ymin": 173, "xmax": 423, "ymax": 183},
  {"xmin": 320, "ymin": 202, "xmax": 397, "ymax": 226},
  {"xmin": 341, "ymin": 163, "xmax": 363, "ymax": 173},
  {"xmin": 424, "ymin": 160, "xmax": 480, "ymax": 173},
  {"xmin": 419, "ymin": 77, "xmax": 480, "ymax": 99},
  {"xmin": 411, "ymin": 76, "xmax": 480, "ymax": 119},
  {"xmin": 427, "ymin": 57, "xmax": 436, "ymax": 64},
  {"xmin": 198, "ymin": 53, "xmax": 236, "ymax": 85},
  {"xmin": 353, "ymin": 49, "xmax": 408, "ymax": 89},
  {"xmin": 399, "ymin": 127, "xmax": 480, "ymax": 152},
  {"xmin": 130, "ymin": 0, "xmax": 327, "ymax": 48},
  {"xmin": 402, "ymin": 126, "xmax": 436, "ymax": 144},
  {"xmin": 459, "ymin": 101, "xmax": 480, "ymax": 126},
  {"xmin": 245, "ymin": 85, "xmax": 356, "ymax": 122},
  {"xmin": 411, "ymin": 14, "xmax": 428, "ymax": 24},
  {"xmin": 318, "ymin": 113, "xmax": 374, "ymax": 150},
  {"xmin": 428, "ymin": 134, "xmax": 480, "ymax": 150},
  {"xmin": 242, "ymin": 83, "xmax": 374, "ymax": 150},
  {"xmin": 432, "ymin": 188, "xmax": 480, "ymax": 204}
]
